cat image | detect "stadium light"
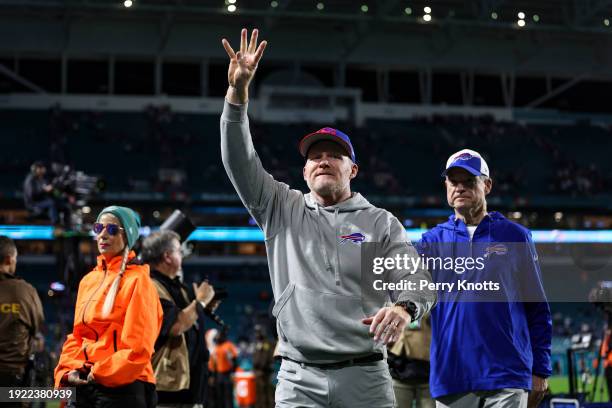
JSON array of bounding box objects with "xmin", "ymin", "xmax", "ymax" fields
[
  {"xmin": 227, "ymin": 4, "xmax": 236, "ymax": 12},
  {"xmin": 123, "ymin": 0, "xmax": 132, "ymax": 8},
  {"xmin": 405, "ymin": 7, "xmax": 412, "ymax": 15},
  {"xmin": 316, "ymin": 2, "xmax": 324, "ymax": 11},
  {"xmin": 361, "ymin": 4, "xmax": 368, "ymax": 13},
  {"xmin": 424, "ymin": 6, "xmax": 432, "ymax": 14},
  {"xmin": 270, "ymin": 0, "xmax": 278, "ymax": 7},
  {"xmin": 517, "ymin": 11, "xmax": 525, "ymax": 19},
  {"xmin": 491, "ymin": 12, "xmax": 498, "ymax": 20},
  {"xmin": 517, "ymin": 19, "xmax": 526, "ymax": 27},
  {"xmin": 228, "ymin": 0, "xmax": 236, "ymax": 3},
  {"xmin": 533, "ymin": 14, "xmax": 540, "ymax": 22},
  {"xmin": 605, "ymin": 18, "xmax": 610, "ymax": 26},
  {"xmin": 423, "ymin": 14, "xmax": 432, "ymax": 22}
]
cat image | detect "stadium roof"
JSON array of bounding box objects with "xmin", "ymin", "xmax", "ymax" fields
[{"xmin": 2, "ymin": 0, "xmax": 612, "ymax": 34}]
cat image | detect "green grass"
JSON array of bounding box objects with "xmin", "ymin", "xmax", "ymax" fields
[{"xmin": 548, "ymin": 375, "xmax": 609, "ymax": 402}]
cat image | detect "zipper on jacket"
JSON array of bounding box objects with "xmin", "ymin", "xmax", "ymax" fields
[
  {"xmin": 81, "ymin": 259, "xmax": 109, "ymax": 343},
  {"xmin": 470, "ymin": 231, "xmax": 473, "ymax": 258},
  {"xmin": 113, "ymin": 330, "xmax": 117, "ymax": 352}
]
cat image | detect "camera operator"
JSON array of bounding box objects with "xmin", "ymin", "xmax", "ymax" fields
[
  {"xmin": 23, "ymin": 161, "xmax": 72, "ymax": 229},
  {"xmin": 0, "ymin": 236, "xmax": 45, "ymax": 392},
  {"xmin": 142, "ymin": 230, "xmax": 219, "ymax": 408},
  {"xmin": 23, "ymin": 162, "xmax": 56, "ymax": 222}
]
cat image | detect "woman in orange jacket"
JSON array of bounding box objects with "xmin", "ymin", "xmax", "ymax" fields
[{"xmin": 54, "ymin": 205, "xmax": 163, "ymax": 407}]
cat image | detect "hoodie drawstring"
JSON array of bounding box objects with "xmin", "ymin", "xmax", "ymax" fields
[
  {"xmin": 313, "ymin": 205, "xmax": 334, "ymax": 278},
  {"xmin": 333, "ymin": 208, "xmax": 341, "ymax": 286}
]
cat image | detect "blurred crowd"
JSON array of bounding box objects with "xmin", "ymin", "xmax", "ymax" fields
[{"xmin": 0, "ymin": 105, "xmax": 609, "ymax": 201}]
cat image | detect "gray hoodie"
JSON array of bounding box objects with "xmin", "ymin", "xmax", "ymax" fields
[{"xmin": 221, "ymin": 101, "xmax": 436, "ymax": 363}]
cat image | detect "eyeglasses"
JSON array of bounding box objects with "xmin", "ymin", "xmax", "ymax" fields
[{"xmin": 93, "ymin": 222, "xmax": 124, "ymax": 236}]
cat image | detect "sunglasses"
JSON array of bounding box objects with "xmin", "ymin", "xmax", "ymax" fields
[{"xmin": 93, "ymin": 222, "xmax": 124, "ymax": 236}]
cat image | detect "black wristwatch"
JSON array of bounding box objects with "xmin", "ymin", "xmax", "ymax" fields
[{"xmin": 394, "ymin": 301, "xmax": 418, "ymax": 321}]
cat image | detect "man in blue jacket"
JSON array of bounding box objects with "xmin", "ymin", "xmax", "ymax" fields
[{"xmin": 416, "ymin": 149, "xmax": 552, "ymax": 408}]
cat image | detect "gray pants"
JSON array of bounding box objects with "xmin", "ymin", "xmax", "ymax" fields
[
  {"xmin": 275, "ymin": 359, "xmax": 396, "ymax": 408},
  {"xmin": 436, "ymin": 389, "xmax": 527, "ymax": 408},
  {"xmin": 393, "ymin": 379, "xmax": 435, "ymax": 408}
]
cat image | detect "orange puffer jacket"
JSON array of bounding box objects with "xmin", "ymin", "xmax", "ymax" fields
[{"xmin": 54, "ymin": 251, "xmax": 162, "ymax": 388}]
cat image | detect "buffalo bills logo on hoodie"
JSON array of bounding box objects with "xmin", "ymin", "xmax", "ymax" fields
[
  {"xmin": 484, "ymin": 243, "xmax": 508, "ymax": 258},
  {"xmin": 338, "ymin": 232, "xmax": 366, "ymax": 245}
]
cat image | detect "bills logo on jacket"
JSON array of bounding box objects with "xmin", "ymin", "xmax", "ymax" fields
[
  {"xmin": 338, "ymin": 232, "xmax": 366, "ymax": 245},
  {"xmin": 484, "ymin": 243, "xmax": 508, "ymax": 258}
]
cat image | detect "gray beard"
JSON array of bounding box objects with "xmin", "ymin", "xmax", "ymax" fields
[
  {"xmin": 308, "ymin": 179, "xmax": 345, "ymax": 200},
  {"xmin": 315, "ymin": 183, "xmax": 340, "ymax": 197}
]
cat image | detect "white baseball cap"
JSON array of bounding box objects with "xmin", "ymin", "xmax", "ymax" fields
[{"xmin": 442, "ymin": 149, "xmax": 490, "ymax": 177}]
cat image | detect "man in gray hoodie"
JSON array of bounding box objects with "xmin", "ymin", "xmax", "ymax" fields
[{"xmin": 220, "ymin": 28, "xmax": 436, "ymax": 408}]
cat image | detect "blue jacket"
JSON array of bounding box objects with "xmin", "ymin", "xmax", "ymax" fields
[{"xmin": 416, "ymin": 212, "xmax": 552, "ymax": 398}]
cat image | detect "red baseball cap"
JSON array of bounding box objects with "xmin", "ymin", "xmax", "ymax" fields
[{"xmin": 298, "ymin": 127, "xmax": 356, "ymax": 162}]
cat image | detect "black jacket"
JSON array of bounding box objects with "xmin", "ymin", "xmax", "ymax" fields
[{"xmin": 151, "ymin": 269, "xmax": 209, "ymax": 404}]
